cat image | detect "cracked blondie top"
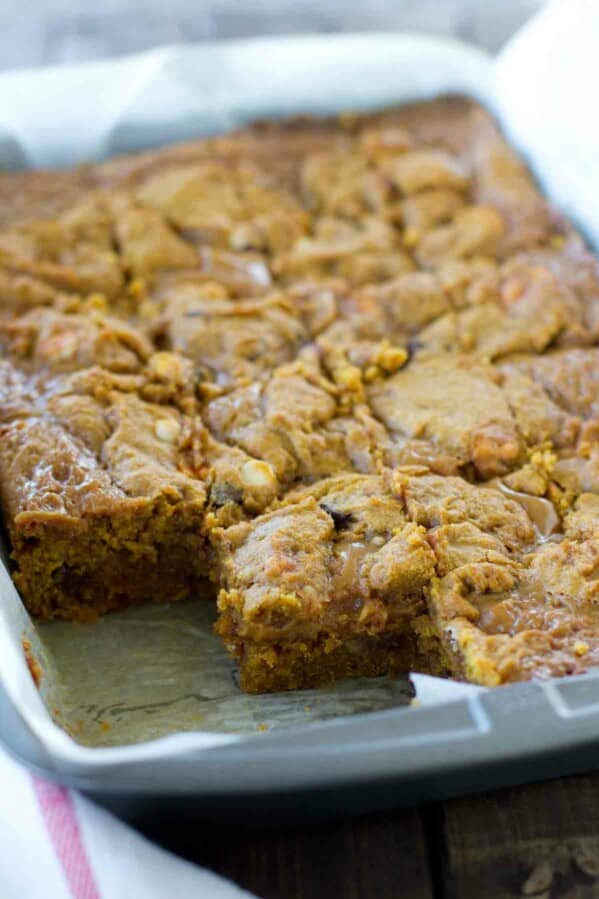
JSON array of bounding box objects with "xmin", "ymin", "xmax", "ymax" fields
[{"xmin": 0, "ymin": 97, "xmax": 597, "ymax": 692}]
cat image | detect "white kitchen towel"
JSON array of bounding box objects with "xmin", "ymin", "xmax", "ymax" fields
[{"xmin": 0, "ymin": 747, "xmax": 255, "ymax": 899}]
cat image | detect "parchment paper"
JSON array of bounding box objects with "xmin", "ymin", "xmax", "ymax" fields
[
  {"xmin": 0, "ymin": 0, "xmax": 597, "ymax": 753},
  {"xmin": 36, "ymin": 600, "xmax": 415, "ymax": 747}
]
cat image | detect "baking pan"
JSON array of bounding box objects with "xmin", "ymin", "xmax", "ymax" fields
[{"xmin": 1, "ymin": 18, "xmax": 599, "ymax": 820}]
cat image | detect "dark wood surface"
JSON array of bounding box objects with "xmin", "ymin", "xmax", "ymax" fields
[{"xmin": 157, "ymin": 773, "xmax": 599, "ymax": 898}]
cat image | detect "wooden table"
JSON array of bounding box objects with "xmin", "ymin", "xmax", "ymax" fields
[{"xmin": 149, "ymin": 773, "xmax": 599, "ymax": 897}]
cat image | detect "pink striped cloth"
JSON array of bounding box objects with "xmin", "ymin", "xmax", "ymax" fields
[{"xmin": 0, "ymin": 748, "xmax": 255, "ymax": 899}]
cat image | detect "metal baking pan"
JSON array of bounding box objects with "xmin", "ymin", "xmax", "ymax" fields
[{"xmin": 1, "ymin": 23, "xmax": 598, "ymax": 821}]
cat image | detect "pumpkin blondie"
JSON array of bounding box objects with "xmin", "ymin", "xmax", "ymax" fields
[{"xmin": 0, "ymin": 97, "xmax": 598, "ymax": 692}]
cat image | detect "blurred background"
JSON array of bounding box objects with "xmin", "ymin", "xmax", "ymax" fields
[{"xmin": 0, "ymin": 0, "xmax": 545, "ymax": 71}]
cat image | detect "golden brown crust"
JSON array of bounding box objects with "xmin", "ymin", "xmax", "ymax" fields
[{"xmin": 0, "ymin": 96, "xmax": 598, "ymax": 690}]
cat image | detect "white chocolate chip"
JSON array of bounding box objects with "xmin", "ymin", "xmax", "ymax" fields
[
  {"xmin": 43, "ymin": 332, "xmax": 78, "ymax": 362},
  {"xmin": 150, "ymin": 352, "xmax": 180, "ymax": 380},
  {"xmin": 154, "ymin": 418, "xmax": 181, "ymax": 444},
  {"xmin": 241, "ymin": 459, "xmax": 276, "ymax": 489},
  {"xmin": 56, "ymin": 336, "xmax": 78, "ymax": 360},
  {"xmin": 229, "ymin": 223, "xmax": 261, "ymax": 251}
]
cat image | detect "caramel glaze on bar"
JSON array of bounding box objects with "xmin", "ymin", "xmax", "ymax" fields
[{"xmin": 0, "ymin": 97, "xmax": 598, "ymax": 692}]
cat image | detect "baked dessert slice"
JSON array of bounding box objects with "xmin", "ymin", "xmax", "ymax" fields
[
  {"xmin": 215, "ymin": 465, "xmax": 599, "ymax": 693},
  {"xmin": 395, "ymin": 470, "xmax": 599, "ymax": 685},
  {"xmin": 427, "ymin": 506, "xmax": 599, "ymax": 685},
  {"xmin": 212, "ymin": 470, "xmax": 542, "ymax": 692},
  {"xmin": 213, "ymin": 474, "xmax": 444, "ymax": 692},
  {"xmin": 0, "ymin": 357, "xmax": 209, "ymax": 619}
]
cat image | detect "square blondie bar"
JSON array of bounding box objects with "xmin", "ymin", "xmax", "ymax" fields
[{"xmin": 0, "ymin": 97, "xmax": 598, "ymax": 691}]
